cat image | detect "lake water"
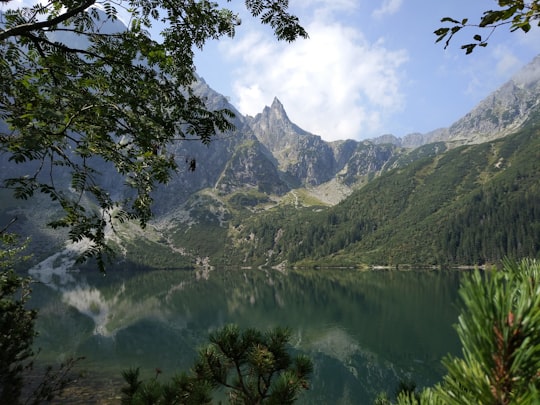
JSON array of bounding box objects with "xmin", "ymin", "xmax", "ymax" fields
[{"xmin": 28, "ymin": 266, "xmax": 463, "ymax": 404}]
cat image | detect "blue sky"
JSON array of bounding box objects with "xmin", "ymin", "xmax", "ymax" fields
[
  {"xmin": 3, "ymin": 0, "xmax": 540, "ymax": 142},
  {"xmin": 194, "ymin": 0, "xmax": 540, "ymax": 142}
]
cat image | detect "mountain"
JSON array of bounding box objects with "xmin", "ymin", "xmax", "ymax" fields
[
  {"xmin": 145, "ymin": 55, "xmax": 540, "ymax": 268},
  {"xmin": 369, "ymin": 56, "xmax": 540, "ymax": 149},
  {"xmin": 2, "ymin": 26, "xmax": 540, "ymax": 268},
  {"xmin": 413, "ymin": 55, "xmax": 540, "ymax": 147},
  {"xmin": 445, "ymin": 56, "xmax": 540, "ymax": 142},
  {"xmin": 225, "ymin": 117, "xmax": 540, "ymax": 267}
]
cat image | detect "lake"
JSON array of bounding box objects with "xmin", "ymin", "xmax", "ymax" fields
[{"xmin": 28, "ymin": 265, "xmax": 463, "ymax": 404}]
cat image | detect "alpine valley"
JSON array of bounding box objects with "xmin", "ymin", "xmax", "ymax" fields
[{"xmin": 3, "ymin": 55, "xmax": 540, "ymax": 270}]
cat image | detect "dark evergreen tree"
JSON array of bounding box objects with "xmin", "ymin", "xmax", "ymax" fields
[{"xmin": 121, "ymin": 325, "xmax": 313, "ymax": 405}]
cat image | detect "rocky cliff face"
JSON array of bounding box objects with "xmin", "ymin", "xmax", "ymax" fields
[
  {"xmin": 337, "ymin": 142, "xmax": 402, "ymax": 186},
  {"xmin": 366, "ymin": 55, "xmax": 540, "ymax": 148},
  {"xmin": 420, "ymin": 55, "xmax": 540, "ymax": 146},
  {"xmin": 246, "ymin": 97, "xmax": 403, "ymax": 190},
  {"xmin": 214, "ymin": 139, "xmax": 289, "ymax": 195}
]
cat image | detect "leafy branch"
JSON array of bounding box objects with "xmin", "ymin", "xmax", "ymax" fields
[{"xmin": 435, "ymin": 1, "xmax": 540, "ymax": 54}]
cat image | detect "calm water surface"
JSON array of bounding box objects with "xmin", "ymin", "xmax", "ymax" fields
[{"xmin": 29, "ymin": 266, "xmax": 463, "ymax": 404}]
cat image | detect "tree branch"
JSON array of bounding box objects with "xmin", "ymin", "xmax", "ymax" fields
[
  {"xmin": 0, "ymin": 217, "xmax": 17, "ymax": 235},
  {"xmin": 0, "ymin": 0, "xmax": 96, "ymax": 41},
  {"xmin": 21, "ymin": 31, "xmax": 111, "ymax": 62}
]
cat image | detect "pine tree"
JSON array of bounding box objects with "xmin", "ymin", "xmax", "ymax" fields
[
  {"xmin": 394, "ymin": 259, "xmax": 540, "ymax": 404},
  {"xmin": 121, "ymin": 325, "xmax": 313, "ymax": 405}
]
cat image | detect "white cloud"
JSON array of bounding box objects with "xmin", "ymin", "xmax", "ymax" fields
[
  {"xmin": 492, "ymin": 45, "xmax": 521, "ymax": 77},
  {"xmin": 0, "ymin": 0, "xmax": 33, "ymax": 10},
  {"xmin": 463, "ymin": 42, "xmax": 528, "ymax": 99},
  {"xmin": 295, "ymin": 0, "xmax": 358, "ymax": 15},
  {"xmin": 372, "ymin": 0, "xmax": 403, "ymax": 19},
  {"xmin": 221, "ymin": 16, "xmax": 408, "ymax": 141}
]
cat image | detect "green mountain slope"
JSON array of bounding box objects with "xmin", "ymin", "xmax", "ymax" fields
[
  {"xmin": 8, "ymin": 55, "xmax": 540, "ymax": 270},
  {"xmin": 22, "ymin": 113, "xmax": 538, "ymax": 270},
  {"xmin": 225, "ymin": 117, "xmax": 540, "ymax": 267}
]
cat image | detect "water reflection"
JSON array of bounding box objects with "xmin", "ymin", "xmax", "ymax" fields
[{"xmin": 29, "ymin": 265, "xmax": 462, "ymax": 403}]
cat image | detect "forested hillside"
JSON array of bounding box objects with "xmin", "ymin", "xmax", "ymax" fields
[{"xmin": 223, "ymin": 114, "xmax": 540, "ymax": 267}]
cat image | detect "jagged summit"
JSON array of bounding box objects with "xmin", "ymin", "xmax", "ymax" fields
[
  {"xmin": 268, "ymin": 97, "xmax": 287, "ymax": 116},
  {"xmin": 257, "ymin": 97, "xmax": 291, "ymax": 126},
  {"xmin": 252, "ymin": 97, "xmax": 311, "ymax": 141},
  {"xmin": 369, "ymin": 54, "xmax": 540, "ymax": 148}
]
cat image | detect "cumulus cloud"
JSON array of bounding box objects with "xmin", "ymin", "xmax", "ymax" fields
[
  {"xmin": 221, "ymin": 14, "xmax": 408, "ymax": 141},
  {"xmin": 372, "ymin": 0, "xmax": 403, "ymax": 19}
]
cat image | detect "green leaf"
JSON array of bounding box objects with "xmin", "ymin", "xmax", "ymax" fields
[
  {"xmin": 480, "ymin": 10, "xmax": 504, "ymax": 27},
  {"xmin": 461, "ymin": 43, "xmax": 476, "ymax": 54},
  {"xmin": 434, "ymin": 27, "xmax": 449, "ymax": 37},
  {"xmin": 440, "ymin": 17, "xmax": 460, "ymax": 24},
  {"xmin": 520, "ymin": 22, "xmax": 531, "ymax": 32}
]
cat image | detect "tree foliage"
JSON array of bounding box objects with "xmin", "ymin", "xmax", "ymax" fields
[
  {"xmin": 121, "ymin": 324, "xmax": 313, "ymax": 404},
  {"xmin": 0, "ymin": 0, "xmax": 307, "ymax": 270},
  {"xmin": 432, "ymin": 259, "xmax": 540, "ymax": 404},
  {"xmin": 375, "ymin": 259, "xmax": 540, "ymax": 404},
  {"xmin": 435, "ymin": 1, "xmax": 540, "ymax": 53},
  {"xmin": 0, "ymin": 266, "xmax": 35, "ymax": 404},
  {"xmin": 0, "ymin": 233, "xmax": 81, "ymax": 404}
]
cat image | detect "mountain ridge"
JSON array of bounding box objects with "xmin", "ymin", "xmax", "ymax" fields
[
  {"xmin": 2, "ymin": 23, "xmax": 540, "ymax": 268},
  {"xmin": 151, "ymin": 54, "xmax": 540, "ymax": 267},
  {"xmin": 371, "ymin": 54, "xmax": 540, "ymax": 148}
]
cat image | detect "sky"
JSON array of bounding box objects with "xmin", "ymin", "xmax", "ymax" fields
[
  {"xmin": 193, "ymin": 0, "xmax": 540, "ymax": 142},
  {"xmin": 3, "ymin": 0, "xmax": 540, "ymax": 142}
]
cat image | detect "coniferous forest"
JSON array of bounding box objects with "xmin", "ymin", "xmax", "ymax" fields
[{"xmin": 218, "ymin": 115, "xmax": 540, "ymax": 268}]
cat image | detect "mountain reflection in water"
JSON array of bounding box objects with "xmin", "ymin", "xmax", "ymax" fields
[{"xmin": 29, "ymin": 265, "xmax": 462, "ymax": 404}]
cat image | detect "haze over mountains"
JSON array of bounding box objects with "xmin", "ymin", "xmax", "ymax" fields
[{"xmin": 2, "ymin": 49, "xmax": 540, "ymax": 269}]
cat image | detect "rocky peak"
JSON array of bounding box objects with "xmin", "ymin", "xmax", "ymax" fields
[
  {"xmin": 250, "ymin": 97, "xmax": 310, "ymax": 155},
  {"xmin": 255, "ymin": 97, "xmax": 302, "ymax": 136},
  {"xmin": 248, "ymin": 99, "xmax": 401, "ymax": 188},
  {"xmin": 419, "ymin": 53, "xmax": 540, "ymax": 146},
  {"xmin": 266, "ymin": 97, "xmax": 289, "ymax": 122},
  {"xmin": 370, "ymin": 134, "xmax": 402, "ymax": 146}
]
